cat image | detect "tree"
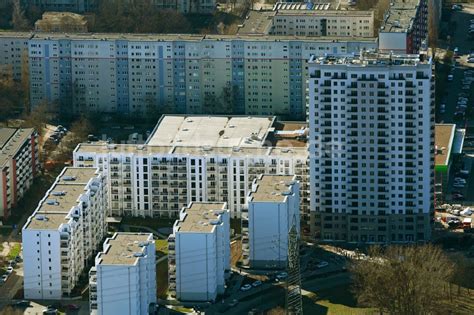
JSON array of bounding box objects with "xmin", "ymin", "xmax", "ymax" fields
[
  {"xmin": 0, "ymin": 67, "xmax": 24, "ymax": 122},
  {"xmin": 428, "ymin": 0, "xmax": 439, "ymax": 59},
  {"xmin": 11, "ymin": 0, "xmax": 29, "ymax": 31},
  {"xmin": 350, "ymin": 245, "xmax": 454, "ymax": 315}
]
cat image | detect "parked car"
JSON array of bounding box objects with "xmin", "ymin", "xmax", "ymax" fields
[
  {"xmin": 453, "ymin": 183, "xmax": 465, "ymax": 188},
  {"xmin": 240, "ymin": 284, "xmax": 252, "ymax": 291},
  {"xmin": 67, "ymin": 304, "xmax": 80, "ymax": 310},
  {"xmin": 1, "ymin": 274, "xmax": 8, "ymax": 283},
  {"xmin": 448, "ymin": 74, "xmax": 454, "ymax": 81},
  {"xmin": 6, "ymin": 267, "xmax": 13, "ymax": 274},
  {"xmin": 228, "ymin": 299, "xmax": 239, "ymax": 307},
  {"xmin": 276, "ymin": 272, "xmax": 288, "ymax": 280},
  {"xmin": 316, "ymin": 261, "xmax": 329, "ymax": 269},
  {"xmin": 252, "ymin": 280, "xmax": 263, "ymax": 287},
  {"xmin": 13, "ymin": 300, "xmax": 31, "ymax": 307},
  {"xmin": 454, "ymin": 178, "xmax": 466, "ymax": 184}
]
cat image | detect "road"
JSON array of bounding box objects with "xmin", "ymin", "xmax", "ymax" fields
[{"xmin": 436, "ymin": 5, "xmax": 474, "ymax": 203}]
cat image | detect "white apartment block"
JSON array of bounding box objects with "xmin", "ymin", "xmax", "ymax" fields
[
  {"xmin": 0, "ymin": 33, "xmax": 29, "ymax": 81},
  {"xmin": 0, "ymin": 32, "xmax": 376, "ymax": 119},
  {"xmin": 22, "ymin": 167, "xmax": 106, "ymax": 299},
  {"xmin": 238, "ymin": 8, "xmax": 374, "ymax": 38},
  {"xmin": 0, "ymin": 128, "xmax": 39, "ymax": 220},
  {"xmin": 89, "ymin": 233, "xmax": 156, "ymax": 315},
  {"xmin": 168, "ymin": 202, "xmax": 229, "ymax": 301},
  {"xmin": 242, "ymin": 175, "xmax": 300, "ymax": 269},
  {"xmin": 272, "ymin": 10, "xmax": 374, "ymax": 37},
  {"xmin": 73, "ymin": 115, "xmax": 310, "ymax": 231},
  {"xmin": 308, "ymin": 52, "xmax": 434, "ymax": 243}
]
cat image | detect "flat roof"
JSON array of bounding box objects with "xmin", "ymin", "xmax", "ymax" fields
[
  {"xmin": 24, "ymin": 167, "xmax": 99, "ymax": 230},
  {"xmin": 177, "ymin": 202, "xmax": 227, "ymax": 233},
  {"xmin": 98, "ymin": 233, "xmax": 153, "ymax": 265},
  {"xmin": 147, "ymin": 116, "xmax": 275, "ymax": 148},
  {"xmin": 309, "ymin": 52, "xmax": 431, "ymax": 66},
  {"xmin": 0, "ymin": 128, "xmax": 17, "ymax": 149},
  {"xmin": 237, "ymin": 11, "xmax": 275, "ymax": 35},
  {"xmin": 250, "ymin": 175, "xmax": 296, "ymax": 202},
  {"xmin": 273, "ymin": 1, "xmax": 337, "ymax": 11},
  {"xmin": 435, "ymin": 124, "xmax": 455, "ymax": 167},
  {"xmin": 36, "ymin": 183, "xmax": 87, "ymax": 214},
  {"xmin": 381, "ymin": 0, "xmax": 421, "ymax": 33},
  {"xmin": 0, "ymin": 128, "xmax": 35, "ymax": 168},
  {"xmin": 0, "ymin": 31, "xmax": 377, "ymax": 42},
  {"xmin": 276, "ymin": 9, "xmax": 374, "ymax": 17},
  {"xmin": 26, "ymin": 213, "xmax": 69, "ymax": 230},
  {"xmin": 75, "ymin": 143, "xmax": 308, "ymax": 159},
  {"xmin": 58, "ymin": 167, "xmax": 98, "ymax": 184}
]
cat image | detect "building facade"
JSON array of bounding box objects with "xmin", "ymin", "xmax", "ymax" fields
[
  {"xmin": 89, "ymin": 233, "xmax": 156, "ymax": 315},
  {"xmin": 22, "ymin": 167, "xmax": 106, "ymax": 299},
  {"xmin": 72, "ymin": 115, "xmax": 310, "ymax": 229},
  {"xmin": 0, "ymin": 33, "xmax": 29, "ymax": 81},
  {"xmin": 242, "ymin": 175, "xmax": 299, "ymax": 269},
  {"xmin": 0, "ymin": 32, "xmax": 376, "ymax": 119},
  {"xmin": 168, "ymin": 202, "xmax": 229, "ymax": 301},
  {"xmin": 22, "ymin": 0, "xmax": 214, "ymax": 14},
  {"xmin": 308, "ymin": 52, "xmax": 434, "ymax": 243},
  {"xmin": 0, "ymin": 128, "xmax": 39, "ymax": 220},
  {"xmin": 271, "ymin": 10, "xmax": 374, "ymax": 37},
  {"xmin": 21, "ymin": 0, "xmax": 97, "ymax": 12},
  {"xmin": 379, "ymin": 0, "xmax": 428, "ymax": 53}
]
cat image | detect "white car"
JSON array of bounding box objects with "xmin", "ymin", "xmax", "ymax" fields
[
  {"xmin": 448, "ymin": 74, "xmax": 454, "ymax": 81},
  {"xmin": 460, "ymin": 170, "xmax": 470, "ymax": 175},
  {"xmin": 453, "ymin": 183, "xmax": 465, "ymax": 188},
  {"xmin": 240, "ymin": 284, "xmax": 252, "ymax": 291},
  {"xmin": 468, "ymin": 58, "xmax": 474, "ymax": 64},
  {"xmin": 276, "ymin": 272, "xmax": 288, "ymax": 280},
  {"xmin": 454, "ymin": 178, "xmax": 466, "ymax": 184},
  {"xmin": 1, "ymin": 274, "xmax": 8, "ymax": 282},
  {"xmin": 252, "ymin": 280, "xmax": 262, "ymax": 287},
  {"xmin": 6, "ymin": 267, "xmax": 13, "ymax": 274},
  {"xmin": 316, "ymin": 261, "xmax": 329, "ymax": 268}
]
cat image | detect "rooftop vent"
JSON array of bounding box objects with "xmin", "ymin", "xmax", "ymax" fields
[
  {"xmin": 62, "ymin": 176, "xmax": 76, "ymax": 181},
  {"xmin": 46, "ymin": 199, "xmax": 59, "ymax": 206},
  {"xmin": 133, "ymin": 252, "xmax": 145, "ymax": 257},
  {"xmin": 51, "ymin": 191, "xmax": 66, "ymax": 196},
  {"xmin": 35, "ymin": 215, "xmax": 48, "ymax": 221}
]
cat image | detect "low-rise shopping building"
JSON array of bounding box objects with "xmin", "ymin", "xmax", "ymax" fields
[{"xmin": 434, "ymin": 124, "xmax": 465, "ymax": 196}]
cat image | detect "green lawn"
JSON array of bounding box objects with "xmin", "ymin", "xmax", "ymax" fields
[
  {"xmin": 155, "ymin": 239, "xmax": 168, "ymax": 256},
  {"xmin": 303, "ymin": 285, "xmax": 377, "ymax": 315},
  {"xmin": 121, "ymin": 217, "xmax": 175, "ymax": 231},
  {"xmin": 157, "ymin": 258, "xmax": 168, "ymax": 299},
  {"xmin": 7, "ymin": 243, "xmax": 21, "ymax": 260}
]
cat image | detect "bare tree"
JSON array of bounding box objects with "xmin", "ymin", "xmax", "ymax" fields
[
  {"xmin": 428, "ymin": 0, "xmax": 439, "ymax": 59},
  {"xmin": 11, "ymin": 0, "xmax": 29, "ymax": 31},
  {"xmin": 350, "ymin": 245, "xmax": 454, "ymax": 315}
]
